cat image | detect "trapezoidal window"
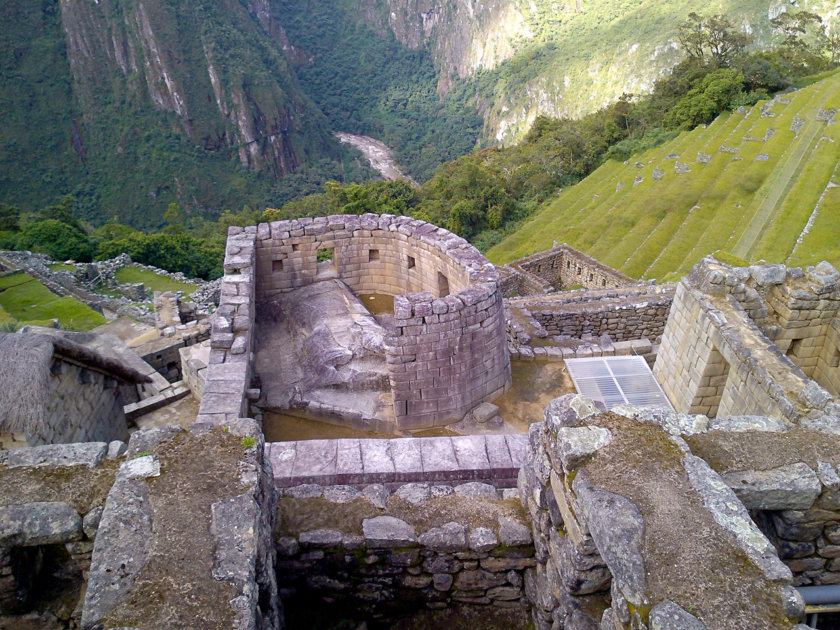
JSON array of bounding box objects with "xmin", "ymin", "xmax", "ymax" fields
[
  {"xmin": 292, "ymin": 243, "xmax": 300, "ymax": 252},
  {"xmin": 437, "ymin": 272, "xmax": 450, "ymax": 297},
  {"xmin": 368, "ymin": 249, "xmax": 380, "ymax": 262},
  {"xmin": 589, "ymin": 273, "xmax": 594, "ymax": 281},
  {"xmin": 577, "ymin": 266, "xmax": 582, "ymax": 275},
  {"xmin": 316, "ymin": 247, "xmax": 336, "ymax": 279},
  {"xmin": 407, "ymin": 255, "xmax": 416, "ymax": 270},
  {"xmin": 272, "ymin": 259, "xmax": 284, "ymax": 272},
  {"xmin": 602, "ymin": 279, "xmax": 607, "ymax": 287},
  {"xmin": 567, "ymin": 261, "xmax": 571, "ymax": 269}
]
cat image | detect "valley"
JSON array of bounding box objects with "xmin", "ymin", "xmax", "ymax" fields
[{"xmin": 334, "ymin": 133, "xmax": 418, "ymax": 185}]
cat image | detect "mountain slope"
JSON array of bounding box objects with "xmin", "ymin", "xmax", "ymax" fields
[
  {"xmin": 0, "ymin": 0, "xmax": 348, "ymax": 228},
  {"xmin": 488, "ymin": 71, "xmax": 840, "ymax": 279},
  {"xmin": 366, "ymin": 0, "xmax": 839, "ymax": 142}
]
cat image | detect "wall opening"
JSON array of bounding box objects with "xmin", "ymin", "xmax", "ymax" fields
[
  {"xmin": 577, "ymin": 266, "xmax": 582, "ymax": 276},
  {"xmin": 691, "ymin": 345, "xmax": 731, "ymax": 418},
  {"xmin": 437, "ymin": 272, "xmax": 450, "ymax": 297},
  {"xmin": 272, "ymin": 259, "xmax": 284, "ymax": 272},
  {"xmin": 368, "ymin": 249, "xmax": 379, "ymax": 262},
  {"xmin": 787, "ymin": 338, "xmax": 803, "ymax": 359},
  {"xmin": 292, "ymin": 243, "xmax": 300, "ymax": 252},
  {"xmin": 316, "ymin": 247, "xmax": 336, "ymax": 279},
  {"xmin": 407, "ymin": 255, "xmax": 416, "ymax": 270},
  {"xmin": 602, "ymin": 279, "xmax": 606, "ymax": 287},
  {"xmin": 589, "ymin": 273, "xmax": 594, "ymax": 282},
  {"xmin": 567, "ymin": 260, "xmax": 571, "ymax": 269}
]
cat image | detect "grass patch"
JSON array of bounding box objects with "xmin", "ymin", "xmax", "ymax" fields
[
  {"xmin": 0, "ymin": 273, "xmax": 105, "ymax": 331},
  {"xmin": 489, "ymin": 71, "xmax": 840, "ymax": 279},
  {"xmin": 48, "ymin": 263, "xmax": 76, "ymax": 272},
  {"xmin": 115, "ymin": 267, "xmax": 197, "ymax": 296}
]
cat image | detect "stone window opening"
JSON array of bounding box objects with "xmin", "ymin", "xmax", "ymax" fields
[
  {"xmin": 830, "ymin": 346, "xmax": 840, "ymax": 368},
  {"xmin": 577, "ymin": 266, "xmax": 582, "ymax": 275},
  {"xmin": 316, "ymin": 247, "xmax": 337, "ymax": 279},
  {"xmin": 368, "ymin": 249, "xmax": 380, "ymax": 262},
  {"xmin": 292, "ymin": 244, "xmax": 300, "ymax": 252},
  {"xmin": 438, "ymin": 272, "xmax": 450, "ymax": 298},
  {"xmin": 407, "ymin": 255, "xmax": 416, "ymax": 270},
  {"xmin": 272, "ymin": 259, "xmax": 284, "ymax": 273},
  {"xmin": 589, "ymin": 273, "xmax": 594, "ymax": 282},
  {"xmin": 567, "ymin": 260, "xmax": 571, "ymax": 269},
  {"xmin": 787, "ymin": 338, "xmax": 804, "ymax": 359},
  {"xmin": 602, "ymin": 279, "xmax": 607, "ymax": 287}
]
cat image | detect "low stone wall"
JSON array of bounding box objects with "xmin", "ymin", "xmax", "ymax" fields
[
  {"xmin": 275, "ymin": 480, "xmax": 534, "ymax": 624},
  {"xmin": 251, "ymin": 215, "xmax": 511, "ymax": 429},
  {"xmin": 508, "ymin": 337, "xmax": 657, "ymax": 367},
  {"xmin": 501, "ymin": 245, "xmax": 637, "ymax": 297},
  {"xmin": 196, "ymin": 226, "xmax": 258, "ymax": 425},
  {"xmin": 518, "ymin": 395, "xmax": 805, "ymax": 630},
  {"xmin": 0, "ymin": 441, "xmax": 124, "ymax": 625},
  {"xmin": 267, "ymin": 434, "xmax": 528, "ymax": 490},
  {"xmin": 506, "ymin": 284, "xmax": 674, "ymax": 345}
]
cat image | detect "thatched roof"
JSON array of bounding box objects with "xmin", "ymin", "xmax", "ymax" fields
[{"xmin": 0, "ymin": 333, "xmax": 150, "ymax": 435}]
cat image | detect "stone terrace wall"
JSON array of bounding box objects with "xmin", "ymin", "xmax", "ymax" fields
[
  {"xmin": 501, "ymin": 244, "xmax": 637, "ymax": 297},
  {"xmin": 267, "ymin": 434, "xmax": 527, "ymax": 490},
  {"xmin": 251, "ymin": 215, "xmax": 511, "ymax": 429},
  {"xmin": 275, "ymin": 480, "xmax": 534, "ymax": 624},
  {"xmin": 518, "ymin": 395, "xmax": 805, "ymax": 630},
  {"xmin": 196, "ymin": 227, "xmax": 258, "ymax": 425},
  {"xmin": 506, "ymin": 284, "xmax": 674, "ymax": 344},
  {"xmin": 36, "ymin": 360, "xmax": 129, "ymax": 446},
  {"xmin": 655, "ymin": 258, "xmax": 838, "ymax": 421}
]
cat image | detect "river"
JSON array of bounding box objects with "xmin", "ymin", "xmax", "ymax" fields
[{"xmin": 334, "ymin": 132, "xmax": 419, "ymax": 187}]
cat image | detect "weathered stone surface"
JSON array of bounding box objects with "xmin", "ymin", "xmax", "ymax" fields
[
  {"xmin": 471, "ymin": 402, "xmax": 500, "ymax": 423},
  {"xmin": 749, "ymin": 264, "xmax": 786, "ymax": 286},
  {"xmin": 323, "ymin": 486, "xmax": 362, "ymax": 504},
  {"xmin": 362, "ymin": 516, "xmax": 416, "ymax": 548},
  {"xmin": 454, "ymin": 482, "xmax": 498, "ymax": 500},
  {"xmin": 83, "ymin": 506, "xmax": 104, "ymax": 539},
  {"xmin": 0, "ymin": 502, "xmax": 82, "ymax": 546},
  {"xmin": 454, "ymin": 569, "xmax": 507, "ymax": 591},
  {"xmin": 418, "ymin": 522, "xmax": 466, "ymax": 551},
  {"xmin": 423, "ymin": 555, "xmax": 462, "ymax": 574},
  {"xmin": 552, "ymin": 427, "xmax": 612, "ymax": 471},
  {"xmin": 394, "ymin": 483, "xmax": 430, "ymax": 505},
  {"xmin": 543, "ymin": 394, "xmax": 601, "ymax": 433},
  {"xmin": 649, "ymin": 600, "xmax": 707, "ymax": 630},
  {"xmin": 573, "ymin": 475, "xmax": 646, "ymax": 606},
  {"xmin": 210, "ymin": 492, "xmax": 258, "ymax": 590},
  {"xmin": 126, "ymin": 425, "xmax": 183, "ymax": 457},
  {"xmin": 107, "ymin": 441, "xmax": 127, "ymax": 459},
  {"xmin": 5, "ymin": 442, "xmax": 107, "ymax": 468},
  {"xmin": 432, "ymin": 573, "xmax": 453, "ymax": 591},
  {"xmin": 299, "ymin": 529, "xmax": 343, "ymax": 548},
  {"xmin": 469, "ymin": 526, "xmax": 498, "ymax": 552},
  {"xmin": 498, "ymin": 516, "xmax": 532, "ymax": 547},
  {"xmin": 82, "ymin": 477, "xmax": 153, "ymax": 628},
  {"xmin": 120, "ymin": 455, "xmax": 161, "ymax": 480},
  {"xmin": 362, "ymin": 484, "xmax": 389, "ymax": 509},
  {"xmin": 723, "ymin": 463, "xmax": 820, "ymax": 510},
  {"xmin": 707, "ymin": 415, "xmax": 787, "ymax": 433},
  {"xmin": 284, "ymin": 484, "xmax": 323, "ymax": 499},
  {"xmin": 683, "ymin": 454, "xmax": 791, "ymax": 582}
]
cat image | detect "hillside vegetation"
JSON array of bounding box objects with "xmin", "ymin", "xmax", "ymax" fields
[{"xmin": 488, "ymin": 70, "xmax": 840, "ymax": 279}]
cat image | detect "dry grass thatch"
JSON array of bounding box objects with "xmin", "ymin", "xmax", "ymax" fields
[{"xmin": 0, "ymin": 333, "xmax": 149, "ymax": 435}]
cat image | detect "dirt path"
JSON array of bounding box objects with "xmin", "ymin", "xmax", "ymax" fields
[{"xmin": 335, "ymin": 132, "xmax": 419, "ymax": 186}]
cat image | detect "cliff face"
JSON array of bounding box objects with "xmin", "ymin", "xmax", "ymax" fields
[
  {"xmin": 359, "ymin": 0, "xmax": 838, "ymax": 142},
  {"xmin": 58, "ymin": 0, "xmax": 331, "ymax": 178}
]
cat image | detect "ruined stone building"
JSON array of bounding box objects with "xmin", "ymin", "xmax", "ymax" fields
[
  {"xmin": 0, "ymin": 216, "xmax": 838, "ymax": 630},
  {"xmin": 0, "ymin": 333, "xmax": 149, "ymax": 449}
]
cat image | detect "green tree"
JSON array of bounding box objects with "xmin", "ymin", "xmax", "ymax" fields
[
  {"xmin": 677, "ymin": 13, "xmax": 752, "ymax": 68},
  {"xmin": 18, "ymin": 219, "xmax": 94, "ymax": 262},
  {"xmin": 0, "ymin": 204, "xmax": 20, "ymax": 232},
  {"xmin": 669, "ymin": 68, "xmax": 746, "ymax": 129}
]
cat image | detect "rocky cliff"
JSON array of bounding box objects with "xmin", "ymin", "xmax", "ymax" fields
[{"xmin": 356, "ymin": 0, "xmax": 839, "ymax": 142}]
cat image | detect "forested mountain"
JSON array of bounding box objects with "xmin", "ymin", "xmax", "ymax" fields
[{"xmin": 1, "ymin": 0, "xmax": 837, "ymax": 230}]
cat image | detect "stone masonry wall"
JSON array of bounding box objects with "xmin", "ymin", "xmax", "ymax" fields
[
  {"xmin": 655, "ymin": 258, "xmax": 838, "ymax": 422},
  {"xmin": 196, "ymin": 226, "xmax": 258, "ymax": 425},
  {"xmin": 35, "ymin": 359, "xmax": 129, "ymax": 446},
  {"xmin": 275, "ymin": 480, "xmax": 534, "ymax": 624},
  {"xmin": 506, "ymin": 285, "xmax": 674, "ymax": 344},
  {"xmin": 0, "ymin": 441, "xmax": 125, "ymax": 626},
  {"xmin": 518, "ymin": 395, "xmax": 806, "ymax": 630},
  {"xmin": 250, "ymin": 215, "xmax": 511, "ymax": 430},
  {"xmin": 502, "ymin": 245, "xmax": 637, "ymax": 297}
]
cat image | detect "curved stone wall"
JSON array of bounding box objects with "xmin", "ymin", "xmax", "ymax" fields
[{"xmin": 253, "ymin": 214, "xmax": 511, "ymax": 429}]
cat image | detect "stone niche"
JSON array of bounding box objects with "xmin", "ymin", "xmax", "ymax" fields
[{"xmin": 251, "ymin": 214, "xmax": 511, "ymax": 430}]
